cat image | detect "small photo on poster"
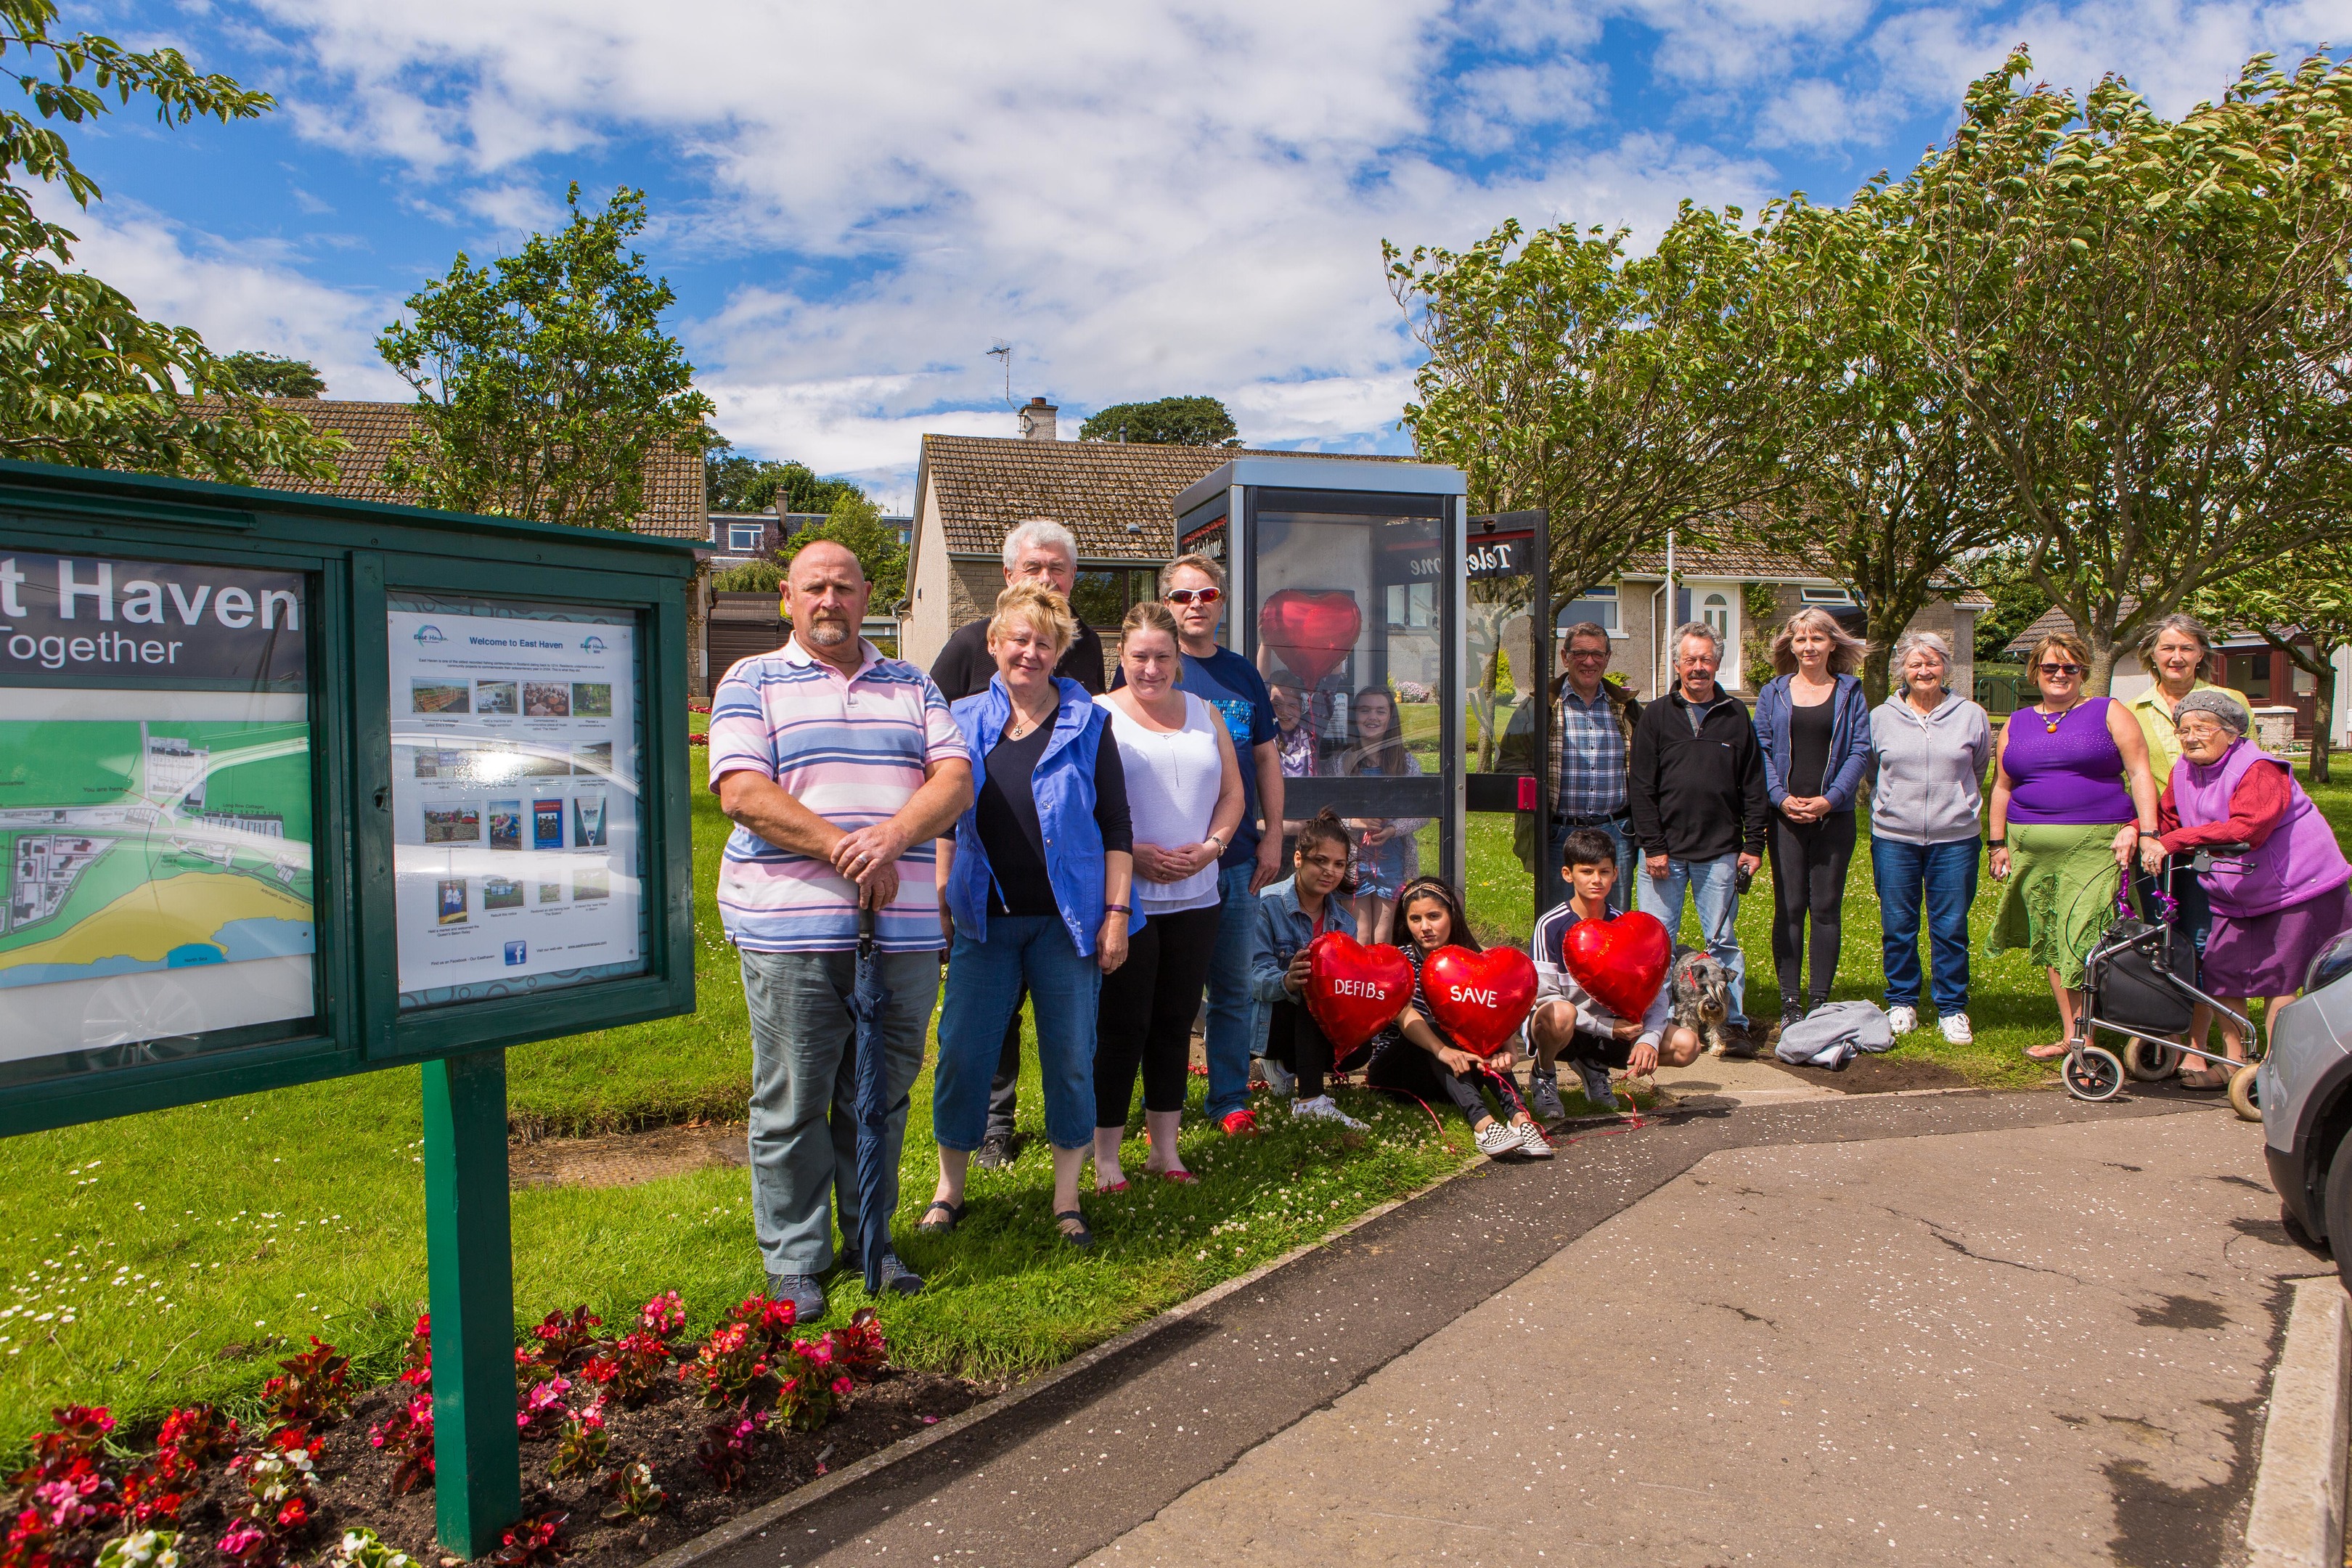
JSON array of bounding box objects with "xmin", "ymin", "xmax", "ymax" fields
[
  {"xmin": 533, "ymin": 798, "xmax": 565, "ymax": 849},
  {"xmin": 573, "ymin": 867, "xmax": 611, "ymax": 901},
  {"xmin": 412, "ymin": 746, "xmax": 462, "ymax": 780},
  {"xmin": 412, "ymin": 680, "xmax": 469, "ymax": 715},
  {"xmin": 520, "ymin": 748, "xmax": 571, "ymax": 777},
  {"xmin": 475, "ymin": 680, "xmax": 519, "ymax": 715},
  {"xmin": 437, "ymin": 878, "xmax": 469, "ymax": 925},
  {"xmin": 570, "ymin": 740, "xmax": 613, "ymax": 777},
  {"xmin": 523, "ymin": 682, "xmax": 571, "ymax": 717},
  {"xmin": 422, "ymin": 802, "xmax": 481, "ymax": 844},
  {"xmin": 573, "ymin": 791, "xmax": 609, "ymax": 849},
  {"xmin": 536, "ymin": 881, "xmax": 563, "ymax": 905},
  {"xmin": 487, "ymin": 800, "xmax": 523, "ymax": 851},
  {"xmin": 572, "ymin": 682, "xmax": 613, "ymax": 717},
  {"xmin": 483, "ymin": 876, "xmax": 525, "ymax": 910}
]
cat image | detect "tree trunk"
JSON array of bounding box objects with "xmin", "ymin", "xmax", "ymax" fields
[
  {"xmin": 2316, "ymin": 657, "xmax": 2335, "ymax": 784},
  {"xmin": 2084, "ymin": 635, "xmax": 2118, "ymax": 698}
]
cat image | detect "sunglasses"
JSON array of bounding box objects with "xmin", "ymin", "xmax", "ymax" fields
[
  {"xmin": 2037, "ymin": 663, "xmax": 2083, "ymax": 676},
  {"xmin": 1164, "ymin": 587, "xmax": 1222, "ymax": 607}
]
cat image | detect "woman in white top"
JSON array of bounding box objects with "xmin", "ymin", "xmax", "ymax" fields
[{"xmin": 1093, "ymin": 601, "xmax": 1244, "ymax": 1188}]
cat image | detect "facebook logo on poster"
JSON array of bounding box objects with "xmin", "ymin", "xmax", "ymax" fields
[{"xmin": 504, "ymin": 941, "xmax": 527, "ymax": 965}]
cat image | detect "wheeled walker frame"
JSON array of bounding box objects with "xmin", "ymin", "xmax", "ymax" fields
[{"xmin": 2060, "ymin": 846, "xmax": 2259, "ymax": 1115}]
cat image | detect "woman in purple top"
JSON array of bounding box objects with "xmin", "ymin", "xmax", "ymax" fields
[{"xmin": 1987, "ymin": 631, "xmax": 2162, "ymax": 1060}]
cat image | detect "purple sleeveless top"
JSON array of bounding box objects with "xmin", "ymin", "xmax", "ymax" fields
[
  {"xmin": 2006, "ymin": 698, "xmax": 2133, "ymax": 824},
  {"xmin": 2173, "ymin": 740, "xmax": 2351, "ymax": 918}
]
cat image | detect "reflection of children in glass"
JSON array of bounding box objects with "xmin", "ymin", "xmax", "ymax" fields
[
  {"xmin": 1327, "ymin": 685, "xmax": 1426, "ymax": 942},
  {"xmin": 1268, "ymin": 679, "xmax": 1319, "ymax": 779}
]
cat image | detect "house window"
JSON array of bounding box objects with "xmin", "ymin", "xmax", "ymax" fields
[
  {"xmin": 1385, "ymin": 582, "xmax": 1436, "ymax": 629},
  {"xmin": 1800, "ymin": 586, "xmax": 1852, "ymax": 605},
  {"xmin": 2229, "ymin": 653, "xmax": 2273, "ymax": 701},
  {"xmin": 1071, "ymin": 571, "xmax": 1126, "ymax": 629},
  {"xmin": 1557, "ymin": 586, "xmax": 1620, "ymax": 634},
  {"xmin": 727, "ymin": 523, "xmax": 761, "ymax": 552}
]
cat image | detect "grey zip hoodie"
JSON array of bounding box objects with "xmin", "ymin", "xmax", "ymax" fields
[{"xmin": 1868, "ymin": 691, "xmax": 1992, "ymax": 844}]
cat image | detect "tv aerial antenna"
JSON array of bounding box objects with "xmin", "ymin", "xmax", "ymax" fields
[{"xmin": 987, "ymin": 342, "xmax": 1014, "ymax": 408}]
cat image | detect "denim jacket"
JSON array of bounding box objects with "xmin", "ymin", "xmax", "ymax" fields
[
  {"xmin": 944, "ymin": 676, "xmax": 1137, "ymax": 955},
  {"xmin": 1248, "ymin": 875, "xmax": 1353, "ymax": 1005},
  {"xmin": 1753, "ymin": 672, "xmax": 1871, "ymax": 812}
]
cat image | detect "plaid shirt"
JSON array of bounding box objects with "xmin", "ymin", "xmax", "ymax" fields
[{"xmin": 1551, "ymin": 684, "xmax": 1630, "ymax": 820}]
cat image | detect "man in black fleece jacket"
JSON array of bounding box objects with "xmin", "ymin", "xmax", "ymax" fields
[{"xmin": 1628, "ymin": 621, "xmax": 1769, "ymax": 1034}]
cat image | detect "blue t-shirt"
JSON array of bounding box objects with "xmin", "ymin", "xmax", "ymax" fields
[{"xmin": 1115, "ymin": 645, "xmax": 1276, "ymax": 869}]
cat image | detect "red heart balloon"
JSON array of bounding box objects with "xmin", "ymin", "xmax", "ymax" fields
[
  {"xmin": 1561, "ymin": 910, "xmax": 1672, "ymax": 1022},
  {"xmin": 1259, "ymin": 589, "xmax": 1362, "ymax": 691},
  {"xmin": 1420, "ymin": 945, "xmax": 1538, "ymax": 1058},
  {"xmin": 1304, "ymin": 931, "xmax": 1413, "ymax": 1055}
]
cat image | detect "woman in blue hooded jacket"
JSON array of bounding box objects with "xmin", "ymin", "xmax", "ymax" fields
[
  {"xmin": 1752, "ymin": 608, "xmax": 1874, "ymax": 1026},
  {"xmin": 925, "ymin": 583, "xmax": 1134, "ymax": 1249}
]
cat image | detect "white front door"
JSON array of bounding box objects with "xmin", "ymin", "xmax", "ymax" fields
[{"xmin": 1691, "ymin": 582, "xmax": 1741, "ymax": 688}]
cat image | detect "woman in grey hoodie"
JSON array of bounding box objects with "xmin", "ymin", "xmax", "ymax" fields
[{"xmin": 1867, "ymin": 631, "xmax": 1993, "ymax": 1043}]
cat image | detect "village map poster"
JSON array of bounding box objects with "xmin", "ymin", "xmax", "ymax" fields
[
  {"xmin": 387, "ymin": 602, "xmax": 644, "ymax": 1007},
  {"xmin": 0, "ymin": 550, "xmax": 316, "ymax": 1073}
]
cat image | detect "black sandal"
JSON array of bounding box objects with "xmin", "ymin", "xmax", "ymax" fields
[
  {"xmin": 1054, "ymin": 1209, "xmax": 1093, "ymax": 1248},
  {"xmin": 917, "ymin": 1200, "xmax": 965, "ymax": 1236}
]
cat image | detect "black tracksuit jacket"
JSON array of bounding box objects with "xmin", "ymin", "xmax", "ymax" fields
[{"xmin": 1626, "ymin": 686, "xmax": 1770, "ymax": 862}]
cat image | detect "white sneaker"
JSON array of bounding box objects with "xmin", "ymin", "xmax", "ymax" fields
[
  {"xmin": 1512, "ymin": 1121, "xmax": 1554, "ymax": 1159},
  {"xmin": 1474, "ymin": 1122, "xmax": 1525, "ymax": 1159},
  {"xmin": 1291, "ymin": 1095, "xmax": 1366, "ymax": 1132},
  {"xmin": 1886, "ymin": 1005, "xmax": 1918, "ymax": 1035},
  {"xmin": 1939, "ymin": 1013, "xmax": 1973, "ymax": 1045},
  {"xmin": 1253, "ymin": 1056, "xmax": 1297, "ymax": 1097}
]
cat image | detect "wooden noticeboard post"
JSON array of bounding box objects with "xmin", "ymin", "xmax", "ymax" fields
[{"xmin": 0, "ymin": 460, "xmax": 698, "ymax": 1556}]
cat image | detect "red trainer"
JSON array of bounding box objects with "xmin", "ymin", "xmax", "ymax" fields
[{"xmin": 1220, "ymin": 1108, "xmax": 1259, "ymax": 1138}]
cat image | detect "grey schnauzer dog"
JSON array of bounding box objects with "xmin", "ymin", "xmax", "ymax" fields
[{"xmin": 1669, "ymin": 947, "xmax": 1735, "ymax": 1057}]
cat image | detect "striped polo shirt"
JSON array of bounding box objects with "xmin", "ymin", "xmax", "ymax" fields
[{"xmin": 706, "ymin": 637, "xmax": 971, "ymax": 952}]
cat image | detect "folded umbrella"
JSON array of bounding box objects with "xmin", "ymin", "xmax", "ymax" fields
[{"xmin": 851, "ymin": 904, "xmax": 894, "ymax": 1295}]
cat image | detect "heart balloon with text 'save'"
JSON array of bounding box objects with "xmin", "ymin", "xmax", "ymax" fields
[
  {"xmin": 1258, "ymin": 590, "xmax": 1362, "ymax": 692},
  {"xmin": 1304, "ymin": 932, "xmax": 1413, "ymax": 1055},
  {"xmin": 1561, "ymin": 911, "xmax": 1672, "ymax": 1023},
  {"xmin": 1420, "ymin": 945, "xmax": 1538, "ymax": 1058}
]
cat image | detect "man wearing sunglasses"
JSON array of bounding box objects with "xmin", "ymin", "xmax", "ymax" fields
[{"xmin": 1112, "ymin": 552, "xmax": 1283, "ymax": 1137}]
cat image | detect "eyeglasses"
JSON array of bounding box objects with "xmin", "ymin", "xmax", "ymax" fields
[
  {"xmin": 1164, "ymin": 587, "xmax": 1222, "ymax": 607},
  {"xmin": 2036, "ymin": 663, "xmax": 2083, "ymax": 676},
  {"xmin": 1567, "ymin": 647, "xmax": 1610, "ymax": 659}
]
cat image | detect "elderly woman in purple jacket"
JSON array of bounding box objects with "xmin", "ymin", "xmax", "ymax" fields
[
  {"xmin": 2155, "ymin": 690, "xmax": 2352, "ymax": 1089},
  {"xmin": 1752, "ymin": 608, "xmax": 1874, "ymax": 1026}
]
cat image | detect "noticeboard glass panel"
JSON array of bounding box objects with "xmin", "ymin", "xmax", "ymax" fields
[
  {"xmin": 386, "ymin": 593, "xmax": 649, "ymax": 1009},
  {"xmin": 0, "ymin": 547, "xmax": 319, "ymax": 1087}
]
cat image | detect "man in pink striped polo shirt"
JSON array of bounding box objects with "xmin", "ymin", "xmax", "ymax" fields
[{"xmin": 709, "ymin": 541, "xmax": 972, "ymax": 1318}]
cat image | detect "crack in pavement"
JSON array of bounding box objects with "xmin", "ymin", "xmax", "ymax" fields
[{"xmin": 1894, "ymin": 1209, "xmax": 2091, "ymax": 1282}]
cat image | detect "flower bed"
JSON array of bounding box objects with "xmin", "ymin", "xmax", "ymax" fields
[{"xmin": 7, "ymin": 1293, "xmax": 988, "ymax": 1568}]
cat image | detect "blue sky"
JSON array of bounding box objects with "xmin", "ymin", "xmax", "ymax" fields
[{"xmin": 52, "ymin": 0, "xmax": 2352, "ymax": 507}]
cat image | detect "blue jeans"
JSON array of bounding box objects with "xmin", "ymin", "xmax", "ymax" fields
[
  {"xmin": 1637, "ymin": 852, "xmax": 1748, "ymax": 1026},
  {"xmin": 1204, "ymin": 862, "xmax": 1259, "ymax": 1122},
  {"xmin": 1550, "ymin": 815, "xmax": 1638, "ymax": 914},
  {"xmin": 740, "ymin": 947, "xmax": 937, "ymax": 1277},
  {"xmin": 936, "ymin": 917, "xmax": 1099, "ymax": 1152},
  {"xmin": 1872, "ymin": 836, "xmax": 1979, "ymax": 1018}
]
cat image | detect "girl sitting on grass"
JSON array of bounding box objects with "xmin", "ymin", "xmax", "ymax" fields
[{"xmin": 1363, "ymin": 875, "xmax": 1551, "ymax": 1161}]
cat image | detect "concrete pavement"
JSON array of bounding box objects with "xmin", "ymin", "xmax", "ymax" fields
[
  {"xmin": 681, "ymin": 1088, "xmax": 2312, "ymax": 1568},
  {"xmin": 1085, "ymin": 1108, "xmax": 2306, "ymax": 1567}
]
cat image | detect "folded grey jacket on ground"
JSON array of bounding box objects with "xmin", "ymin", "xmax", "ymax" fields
[{"xmin": 1774, "ymin": 1000, "xmax": 1896, "ymax": 1069}]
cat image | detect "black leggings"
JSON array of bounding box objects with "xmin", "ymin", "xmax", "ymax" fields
[
  {"xmin": 1767, "ymin": 810, "xmax": 1857, "ymax": 1007},
  {"xmin": 1364, "ymin": 1039, "xmax": 1525, "ymax": 1129},
  {"xmin": 1262, "ymin": 996, "xmax": 1343, "ymax": 1100},
  {"xmin": 1095, "ymin": 903, "xmax": 1221, "ymax": 1124}
]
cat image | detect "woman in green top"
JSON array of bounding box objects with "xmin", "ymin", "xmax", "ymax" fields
[{"xmin": 2122, "ymin": 613, "xmax": 2251, "ymax": 1059}]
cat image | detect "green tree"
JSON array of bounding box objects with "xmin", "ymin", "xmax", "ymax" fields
[
  {"xmin": 1758, "ymin": 191, "xmax": 2012, "ymax": 704},
  {"xmin": 1966, "ymin": 547, "xmax": 2051, "ymax": 664},
  {"xmin": 1899, "ymin": 50, "xmax": 2352, "ymax": 691},
  {"xmin": 788, "ymin": 490, "xmax": 906, "ymax": 609},
  {"xmin": 222, "ymin": 351, "xmax": 324, "ymax": 398},
  {"xmin": 705, "ymin": 436, "xmax": 861, "ymax": 513},
  {"xmin": 2193, "ymin": 546, "xmax": 2352, "ymax": 782},
  {"xmin": 1077, "ymin": 395, "xmax": 1239, "ymax": 446},
  {"xmin": 378, "ymin": 184, "xmax": 715, "ymax": 530},
  {"xmin": 711, "ymin": 558, "xmax": 785, "ymax": 593},
  {"xmin": 1387, "ymin": 205, "xmax": 1794, "ymax": 621},
  {"xmin": 0, "ymin": 0, "xmax": 341, "ymax": 479}
]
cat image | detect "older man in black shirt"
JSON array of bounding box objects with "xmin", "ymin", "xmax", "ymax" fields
[{"xmin": 928, "ymin": 518, "xmax": 1103, "ymax": 1166}]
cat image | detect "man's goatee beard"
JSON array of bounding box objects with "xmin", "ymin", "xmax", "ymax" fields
[{"xmin": 805, "ymin": 621, "xmax": 852, "ymax": 647}]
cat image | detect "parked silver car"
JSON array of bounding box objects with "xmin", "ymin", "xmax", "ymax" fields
[{"xmin": 2261, "ymin": 930, "xmax": 2352, "ymax": 1280}]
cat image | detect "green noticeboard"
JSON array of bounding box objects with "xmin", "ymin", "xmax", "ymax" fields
[{"xmin": 0, "ymin": 459, "xmax": 699, "ymax": 1553}]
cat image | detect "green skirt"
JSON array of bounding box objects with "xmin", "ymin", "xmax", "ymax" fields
[{"xmin": 1987, "ymin": 822, "xmax": 2126, "ymax": 987}]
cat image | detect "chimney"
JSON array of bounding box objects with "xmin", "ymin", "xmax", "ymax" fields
[{"xmin": 1018, "ymin": 396, "xmax": 1058, "ymax": 441}]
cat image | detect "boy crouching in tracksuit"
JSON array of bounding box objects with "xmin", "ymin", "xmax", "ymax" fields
[{"xmin": 1527, "ymin": 828, "xmax": 1700, "ymax": 1113}]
